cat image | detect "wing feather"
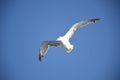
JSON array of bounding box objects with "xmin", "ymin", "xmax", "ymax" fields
[
  {"xmin": 39, "ymin": 41, "xmax": 61, "ymax": 61},
  {"xmin": 64, "ymin": 18, "xmax": 100, "ymax": 40}
]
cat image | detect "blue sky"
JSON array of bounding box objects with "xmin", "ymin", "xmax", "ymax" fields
[{"xmin": 0, "ymin": 0, "xmax": 120, "ymax": 80}]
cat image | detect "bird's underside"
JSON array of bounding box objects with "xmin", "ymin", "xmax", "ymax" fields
[{"xmin": 39, "ymin": 18, "xmax": 100, "ymax": 61}]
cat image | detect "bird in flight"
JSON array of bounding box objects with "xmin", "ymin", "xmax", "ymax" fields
[{"xmin": 39, "ymin": 18, "xmax": 100, "ymax": 61}]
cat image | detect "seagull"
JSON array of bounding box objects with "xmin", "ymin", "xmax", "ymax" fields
[{"xmin": 39, "ymin": 18, "xmax": 100, "ymax": 61}]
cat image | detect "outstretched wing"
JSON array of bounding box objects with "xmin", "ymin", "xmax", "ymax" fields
[
  {"xmin": 39, "ymin": 41, "xmax": 61, "ymax": 61},
  {"xmin": 64, "ymin": 18, "xmax": 100, "ymax": 40}
]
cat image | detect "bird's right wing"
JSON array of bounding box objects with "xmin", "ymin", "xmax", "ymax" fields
[
  {"xmin": 64, "ymin": 18, "xmax": 100, "ymax": 40},
  {"xmin": 39, "ymin": 41, "xmax": 61, "ymax": 61}
]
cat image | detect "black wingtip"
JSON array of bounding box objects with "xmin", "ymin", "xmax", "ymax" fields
[
  {"xmin": 89, "ymin": 18, "xmax": 101, "ymax": 22},
  {"xmin": 39, "ymin": 54, "xmax": 42, "ymax": 61}
]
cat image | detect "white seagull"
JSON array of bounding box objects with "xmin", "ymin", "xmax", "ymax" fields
[{"xmin": 39, "ymin": 18, "xmax": 100, "ymax": 61}]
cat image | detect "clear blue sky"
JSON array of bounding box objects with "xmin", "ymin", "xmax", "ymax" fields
[{"xmin": 1, "ymin": 0, "xmax": 120, "ymax": 80}]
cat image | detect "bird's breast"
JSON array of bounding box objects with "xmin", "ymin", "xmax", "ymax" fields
[{"xmin": 56, "ymin": 36, "xmax": 73, "ymax": 51}]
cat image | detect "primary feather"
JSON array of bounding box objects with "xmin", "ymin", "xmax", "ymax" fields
[{"xmin": 39, "ymin": 41, "xmax": 61, "ymax": 61}]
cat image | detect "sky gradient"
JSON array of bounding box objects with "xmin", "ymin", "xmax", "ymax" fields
[{"xmin": 1, "ymin": 0, "xmax": 120, "ymax": 80}]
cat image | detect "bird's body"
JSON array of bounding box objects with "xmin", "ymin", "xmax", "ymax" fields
[
  {"xmin": 56, "ymin": 36, "xmax": 74, "ymax": 52},
  {"xmin": 39, "ymin": 18, "xmax": 100, "ymax": 61}
]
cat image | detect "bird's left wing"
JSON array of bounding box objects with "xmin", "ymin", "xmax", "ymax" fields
[
  {"xmin": 64, "ymin": 18, "xmax": 100, "ymax": 40},
  {"xmin": 39, "ymin": 41, "xmax": 61, "ymax": 61}
]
